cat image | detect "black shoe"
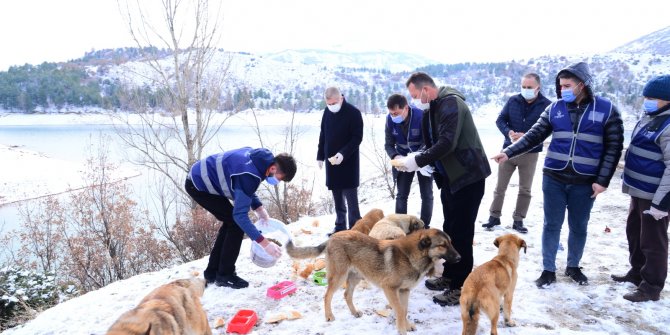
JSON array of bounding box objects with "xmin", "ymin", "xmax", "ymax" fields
[
  {"xmin": 433, "ymin": 288, "xmax": 461, "ymax": 306},
  {"xmin": 482, "ymin": 216, "xmax": 501, "ymax": 230},
  {"xmin": 425, "ymin": 277, "xmax": 451, "ymax": 291},
  {"xmin": 327, "ymin": 227, "xmax": 346, "ymax": 237},
  {"xmin": 512, "ymin": 220, "xmax": 528, "ymax": 234},
  {"xmin": 611, "ymin": 272, "xmax": 642, "ymax": 286},
  {"xmin": 535, "ymin": 270, "xmax": 556, "ymax": 288},
  {"xmin": 623, "ymin": 289, "xmax": 660, "ymax": 302},
  {"xmin": 215, "ymin": 273, "xmax": 249, "ymax": 289},
  {"xmin": 565, "ymin": 267, "xmax": 588, "ymax": 285}
]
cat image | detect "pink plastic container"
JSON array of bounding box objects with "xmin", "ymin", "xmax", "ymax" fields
[
  {"xmin": 266, "ymin": 280, "xmax": 297, "ymax": 299},
  {"xmin": 226, "ymin": 309, "xmax": 258, "ymax": 334}
]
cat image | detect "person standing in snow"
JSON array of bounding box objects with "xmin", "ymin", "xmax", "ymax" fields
[
  {"xmin": 395, "ymin": 72, "xmax": 491, "ymax": 306},
  {"xmin": 492, "ymin": 62, "xmax": 624, "ymax": 288},
  {"xmin": 614, "ymin": 75, "xmax": 670, "ymax": 302},
  {"xmin": 384, "ymin": 94, "xmax": 433, "ymax": 228},
  {"xmin": 482, "ymin": 73, "xmax": 552, "ymax": 234},
  {"xmin": 317, "ymin": 86, "xmax": 364, "ymax": 236},
  {"xmin": 185, "ymin": 147, "xmax": 297, "ymax": 289}
]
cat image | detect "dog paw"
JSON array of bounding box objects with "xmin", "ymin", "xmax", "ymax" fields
[
  {"xmin": 352, "ymin": 310, "xmax": 362, "ymax": 318},
  {"xmin": 406, "ymin": 321, "xmax": 416, "ymax": 331},
  {"xmin": 505, "ymin": 319, "xmax": 516, "ymax": 327},
  {"xmin": 326, "ymin": 314, "xmax": 335, "ymax": 322}
]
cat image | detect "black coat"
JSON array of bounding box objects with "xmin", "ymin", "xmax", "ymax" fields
[
  {"xmin": 317, "ymin": 98, "xmax": 364, "ymax": 190},
  {"xmin": 495, "ymin": 93, "xmax": 551, "ymax": 152}
]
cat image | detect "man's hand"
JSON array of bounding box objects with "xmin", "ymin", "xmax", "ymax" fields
[
  {"xmin": 491, "ymin": 153, "xmax": 509, "ymax": 164},
  {"xmin": 328, "ymin": 153, "xmax": 344, "ymax": 165},
  {"xmin": 511, "ymin": 132, "xmax": 524, "ymax": 142},
  {"xmin": 591, "ymin": 183, "xmax": 607, "ymax": 198},
  {"xmin": 397, "ymin": 155, "xmax": 420, "ymax": 172},
  {"xmin": 643, "ymin": 207, "xmax": 669, "ymax": 221},
  {"xmin": 260, "ymin": 238, "xmax": 282, "ymax": 258},
  {"xmin": 317, "ymin": 160, "xmax": 324, "ymax": 169}
]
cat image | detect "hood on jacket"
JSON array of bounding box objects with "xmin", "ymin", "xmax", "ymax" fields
[
  {"xmin": 437, "ymin": 86, "xmax": 466, "ymax": 101},
  {"xmin": 249, "ymin": 148, "xmax": 275, "ymax": 177},
  {"xmin": 555, "ymin": 62, "xmax": 594, "ymax": 99}
]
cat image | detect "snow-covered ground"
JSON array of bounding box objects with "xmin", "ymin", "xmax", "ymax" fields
[{"xmin": 1, "ymin": 110, "xmax": 669, "ymax": 335}]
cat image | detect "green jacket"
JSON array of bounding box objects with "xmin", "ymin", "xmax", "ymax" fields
[{"xmin": 416, "ymin": 86, "xmax": 490, "ymax": 193}]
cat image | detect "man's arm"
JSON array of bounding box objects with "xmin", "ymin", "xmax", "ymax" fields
[
  {"xmin": 338, "ymin": 108, "xmax": 364, "ymax": 159},
  {"xmin": 595, "ymin": 105, "xmax": 624, "ymax": 187},
  {"xmin": 496, "ymin": 99, "xmax": 512, "ymax": 138},
  {"xmin": 503, "ymin": 106, "xmax": 554, "ymax": 158},
  {"xmin": 415, "ymin": 96, "xmax": 460, "ymax": 166},
  {"xmin": 384, "ymin": 118, "xmax": 399, "ymax": 158}
]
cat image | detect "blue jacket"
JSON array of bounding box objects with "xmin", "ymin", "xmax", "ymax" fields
[
  {"xmin": 385, "ymin": 105, "xmax": 425, "ymax": 158},
  {"xmin": 624, "ymin": 112, "xmax": 670, "ymax": 198},
  {"xmin": 188, "ymin": 147, "xmax": 274, "ymax": 241},
  {"xmin": 496, "ymin": 93, "xmax": 551, "ymax": 153},
  {"xmin": 544, "ymin": 97, "xmax": 612, "ymax": 175}
]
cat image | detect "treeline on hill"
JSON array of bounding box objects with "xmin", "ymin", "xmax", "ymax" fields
[{"xmin": 0, "ymin": 48, "xmax": 648, "ymax": 114}]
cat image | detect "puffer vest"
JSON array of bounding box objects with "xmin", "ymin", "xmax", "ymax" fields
[
  {"xmin": 623, "ymin": 114, "xmax": 670, "ymax": 196},
  {"xmin": 387, "ymin": 106, "xmax": 424, "ymax": 155},
  {"xmin": 188, "ymin": 147, "xmax": 262, "ymax": 199}
]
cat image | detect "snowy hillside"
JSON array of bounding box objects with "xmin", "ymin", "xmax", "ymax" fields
[{"xmin": 613, "ymin": 26, "xmax": 670, "ymax": 55}]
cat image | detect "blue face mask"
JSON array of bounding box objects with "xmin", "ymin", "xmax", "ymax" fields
[
  {"xmin": 643, "ymin": 99, "xmax": 659, "ymax": 113},
  {"xmin": 266, "ymin": 175, "xmax": 279, "ymax": 186},
  {"xmin": 561, "ymin": 89, "xmax": 576, "ymax": 103},
  {"xmin": 391, "ymin": 114, "xmax": 404, "ymax": 124}
]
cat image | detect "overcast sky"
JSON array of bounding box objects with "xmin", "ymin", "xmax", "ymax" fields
[{"xmin": 1, "ymin": 0, "xmax": 669, "ymax": 71}]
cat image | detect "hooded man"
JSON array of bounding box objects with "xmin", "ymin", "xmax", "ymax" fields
[
  {"xmin": 492, "ymin": 62, "xmax": 624, "ymax": 288},
  {"xmin": 185, "ymin": 147, "xmax": 297, "ymax": 289},
  {"xmin": 614, "ymin": 74, "xmax": 670, "ymax": 302}
]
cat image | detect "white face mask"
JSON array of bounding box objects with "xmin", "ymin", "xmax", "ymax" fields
[
  {"xmin": 521, "ymin": 88, "xmax": 537, "ymax": 100},
  {"xmin": 327, "ymin": 103, "xmax": 342, "ymax": 113},
  {"xmin": 412, "ymin": 88, "xmax": 430, "ymax": 110}
]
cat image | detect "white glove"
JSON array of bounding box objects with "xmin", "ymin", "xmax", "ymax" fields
[
  {"xmin": 317, "ymin": 160, "xmax": 324, "ymax": 169},
  {"xmin": 255, "ymin": 206, "xmax": 270, "ymax": 222},
  {"xmin": 262, "ymin": 240, "xmax": 282, "ymax": 258},
  {"xmin": 643, "ymin": 207, "xmax": 668, "ymax": 221},
  {"xmin": 419, "ymin": 165, "xmax": 434, "ymax": 177},
  {"xmin": 398, "ymin": 155, "xmax": 420, "ymax": 172},
  {"xmin": 328, "ymin": 153, "xmax": 344, "ymax": 165}
]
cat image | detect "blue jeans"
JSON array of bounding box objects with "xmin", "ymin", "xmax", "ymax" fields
[
  {"xmin": 395, "ymin": 169, "xmax": 433, "ymax": 227},
  {"xmin": 541, "ymin": 175, "xmax": 595, "ymax": 272},
  {"xmin": 332, "ymin": 188, "xmax": 361, "ymax": 230}
]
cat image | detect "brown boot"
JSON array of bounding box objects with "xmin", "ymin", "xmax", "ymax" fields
[
  {"xmin": 611, "ymin": 272, "xmax": 642, "ymax": 286},
  {"xmin": 623, "ymin": 289, "xmax": 660, "ymax": 302}
]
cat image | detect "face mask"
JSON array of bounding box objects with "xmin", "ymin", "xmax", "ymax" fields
[
  {"xmin": 327, "ymin": 103, "xmax": 342, "ymax": 113},
  {"xmin": 391, "ymin": 114, "xmax": 404, "ymax": 123},
  {"xmin": 643, "ymin": 99, "xmax": 659, "ymax": 113},
  {"xmin": 412, "ymin": 89, "xmax": 430, "ymax": 110},
  {"xmin": 561, "ymin": 89, "xmax": 576, "ymax": 103},
  {"xmin": 521, "ymin": 88, "xmax": 537, "ymax": 100},
  {"xmin": 266, "ymin": 175, "xmax": 279, "ymax": 186}
]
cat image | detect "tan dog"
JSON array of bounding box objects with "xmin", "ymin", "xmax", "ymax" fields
[
  {"xmin": 460, "ymin": 234, "xmax": 527, "ymax": 335},
  {"xmin": 369, "ymin": 214, "xmax": 424, "ymax": 240},
  {"xmin": 350, "ymin": 208, "xmax": 385, "ymax": 235},
  {"xmin": 287, "ymin": 228, "xmax": 461, "ymax": 335},
  {"xmin": 106, "ymin": 277, "xmax": 211, "ymax": 335}
]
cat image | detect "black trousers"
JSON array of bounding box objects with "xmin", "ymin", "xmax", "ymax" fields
[
  {"xmin": 626, "ymin": 196, "xmax": 669, "ymax": 295},
  {"xmin": 332, "ymin": 187, "xmax": 362, "ymax": 230},
  {"xmin": 440, "ymin": 179, "xmax": 485, "ymax": 290},
  {"xmin": 185, "ymin": 179, "xmax": 244, "ymax": 281}
]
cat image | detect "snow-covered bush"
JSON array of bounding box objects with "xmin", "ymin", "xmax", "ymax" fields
[{"xmin": 0, "ymin": 267, "xmax": 78, "ymax": 330}]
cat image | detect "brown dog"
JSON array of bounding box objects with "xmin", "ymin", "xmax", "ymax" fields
[
  {"xmin": 369, "ymin": 214, "xmax": 424, "ymax": 240},
  {"xmin": 287, "ymin": 228, "xmax": 461, "ymax": 335},
  {"xmin": 350, "ymin": 208, "xmax": 385, "ymax": 235},
  {"xmin": 460, "ymin": 234, "xmax": 527, "ymax": 335},
  {"xmin": 106, "ymin": 277, "xmax": 211, "ymax": 335}
]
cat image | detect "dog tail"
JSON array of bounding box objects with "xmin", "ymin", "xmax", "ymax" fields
[{"xmin": 286, "ymin": 239, "xmax": 327, "ymax": 259}]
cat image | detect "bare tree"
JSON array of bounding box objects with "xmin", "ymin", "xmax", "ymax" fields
[
  {"xmin": 361, "ymin": 117, "xmax": 396, "ymax": 199},
  {"xmin": 114, "ymin": 0, "xmax": 233, "ymax": 201}
]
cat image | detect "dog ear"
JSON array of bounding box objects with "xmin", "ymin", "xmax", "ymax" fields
[
  {"xmin": 520, "ymin": 239, "xmax": 527, "ymax": 254},
  {"xmin": 493, "ymin": 236, "xmax": 501, "ymax": 248},
  {"xmin": 419, "ymin": 236, "xmax": 432, "ymax": 250}
]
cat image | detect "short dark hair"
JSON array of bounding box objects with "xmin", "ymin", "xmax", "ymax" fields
[
  {"xmin": 523, "ymin": 73, "xmax": 541, "ymax": 86},
  {"xmin": 557, "ymin": 71, "xmax": 581, "ymax": 84},
  {"xmin": 386, "ymin": 94, "xmax": 408, "ymax": 110},
  {"xmin": 405, "ymin": 72, "xmax": 436, "ymax": 89},
  {"xmin": 274, "ymin": 153, "xmax": 297, "ymax": 182}
]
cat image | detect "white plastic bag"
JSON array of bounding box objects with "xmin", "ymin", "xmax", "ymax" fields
[{"xmin": 250, "ymin": 218, "xmax": 290, "ymax": 268}]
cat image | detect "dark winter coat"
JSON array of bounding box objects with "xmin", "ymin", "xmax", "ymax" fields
[
  {"xmin": 496, "ymin": 92, "xmax": 552, "ymax": 152},
  {"xmin": 415, "ymin": 86, "xmax": 491, "ymax": 193},
  {"xmin": 317, "ymin": 98, "xmax": 364, "ymax": 190},
  {"xmin": 503, "ymin": 63, "xmax": 624, "ymax": 187}
]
